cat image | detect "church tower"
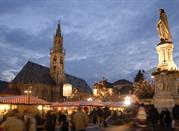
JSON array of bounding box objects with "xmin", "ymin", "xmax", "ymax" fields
[
  {"xmin": 50, "ymin": 23, "xmax": 65, "ymax": 85},
  {"xmin": 156, "ymin": 9, "xmax": 177, "ymax": 71}
]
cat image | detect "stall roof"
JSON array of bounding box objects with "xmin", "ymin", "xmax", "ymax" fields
[{"xmin": 0, "ymin": 95, "xmax": 50, "ymax": 105}]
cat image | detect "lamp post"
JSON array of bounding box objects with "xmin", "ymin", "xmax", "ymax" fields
[{"xmin": 63, "ymin": 83, "xmax": 72, "ymax": 101}]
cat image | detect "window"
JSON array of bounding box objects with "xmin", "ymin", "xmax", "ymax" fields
[
  {"xmin": 53, "ymin": 66, "xmax": 56, "ymax": 70},
  {"xmin": 53, "ymin": 56, "xmax": 57, "ymax": 62}
]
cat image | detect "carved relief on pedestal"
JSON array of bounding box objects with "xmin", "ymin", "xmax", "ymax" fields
[{"xmin": 157, "ymin": 72, "xmax": 168, "ymax": 91}]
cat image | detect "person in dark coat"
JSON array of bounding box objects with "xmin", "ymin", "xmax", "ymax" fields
[
  {"xmin": 97, "ymin": 108, "xmax": 104, "ymax": 126},
  {"xmin": 61, "ymin": 113, "xmax": 69, "ymax": 131},
  {"xmin": 148, "ymin": 105, "xmax": 159, "ymax": 131},
  {"xmin": 164, "ymin": 108, "xmax": 172, "ymax": 127},
  {"xmin": 172, "ymin": 105, "xmax": 179, "ymax": 120},
  {"xmin": 160, "ymin": 109, "xmax": 165, "ymax": 126},
  {"xmin": 90, "ymin": 108, "xmax": 98, "ymax": 124},
  {"xmin": 45, "ymin": 111, "xmax": 56, "ymax": 131}
]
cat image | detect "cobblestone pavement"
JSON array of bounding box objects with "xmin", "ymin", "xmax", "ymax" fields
[
  {"xmin": 86, "ymin": 124, "xmax": 101, "ymax": 131},
  {"xmin": 86, "ymin": 123, "xmax": 178, "ymax": 131}
]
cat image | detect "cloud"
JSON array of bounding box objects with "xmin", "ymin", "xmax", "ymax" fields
[
  {"xmin": 66, "ymin": 54, "xmax": 89, "ymax": 62},
  {"xmin": 1, "ymin": 69, "xmax": 19, "ymax": 82},
  {"xmin": 0, "ymin": 0, "xmax": 179, "ymax": 85}
]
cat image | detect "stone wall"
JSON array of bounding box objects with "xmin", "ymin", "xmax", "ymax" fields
[{"xmin": 9, "ymin": 82, "xmax": 62, "ymax": 102}]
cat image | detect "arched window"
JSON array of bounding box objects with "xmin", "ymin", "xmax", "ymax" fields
[
  {"xmin": 60, "ymin": 56, "xmax": 63, "ymax": 64},
  {"xmin": 53, "ymin": 56, "xmax": 57, "ymax": 62}
]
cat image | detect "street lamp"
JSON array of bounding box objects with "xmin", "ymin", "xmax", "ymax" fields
[{"xmin": 63, "ymin": 83, "xmax": 72, "ymax": 101}]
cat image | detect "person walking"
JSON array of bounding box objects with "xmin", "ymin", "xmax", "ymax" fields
[
  {"xmin": 72, "ymin": 107, "xmax": 88, "ymax": 131},
  {"xmin": 90, "ymin": 108, "xmax": 97, "ymax": 124},
  {"xmin": 61, "ymin": 113, "xmax": 69, "ymax": 131},
  {"xmin": 148, "ymin": 105, "xmax": 159, "ymax": 131},
  {"xmin": 45, "ymin": 110, "xmax": 56, "ymax": 131},
  {"xmin": 172, "ymin": 104, "xmax": 179, "ymax": 128},
  {"xmin": 164, "ymin": 108, "xmax": 172, "ymax": 127},
  {"xmin": 24, "ymin": 110, "xmax": 36, "ymax": 131},
  {"xmin": 1, "ymin": 109, "xmax": 25, "ymax": 131},
  {"xmin": 96, "ymin": 108, "xmax": 104, "ymax": 126},
  {"xmin": 160, "ymin": 109, "xmax": 165, "ymax": 126},
  {"xmin": 136, "ymin": 103, "xmax": 147, "ymax": 127}
]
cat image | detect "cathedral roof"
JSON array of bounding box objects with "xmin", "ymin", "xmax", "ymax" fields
[
  {"xmin": 12, "ymin": 61, "xmax": 56, "ymax": 85},
  {"xmin": 12, "ymin": 61, "xmax": 92, "ymax": 94},
  {"xmin": 65, "ymin": 74, "xmax": 92, "ymax": 93}
]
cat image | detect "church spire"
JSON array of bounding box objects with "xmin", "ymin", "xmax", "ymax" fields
[
  {"xmin": 56, "ymin": 21, "xmax": 62, "ymax": 37},
  {"xmin": 50, "ymin": 22, "xmax": 65, "ymax": 85}
]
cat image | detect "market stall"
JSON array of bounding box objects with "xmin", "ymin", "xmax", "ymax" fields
[{"xmin": 0, "ymin": 95, "xmax": 50, "ymax": 114}]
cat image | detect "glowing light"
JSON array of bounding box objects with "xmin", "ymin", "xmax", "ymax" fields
[
  {"xmin": 37, "ymin": 105, "xmax": 43, "ymax": 110},
  {"xmin": 43, "ymin": 106, "xmax": 50, "ymax": 111},
  {"xmin": 87, "ymin": 98, "xmax": 93, "ymax": 101},
  {"xmin": 63, "ymin": 84, "xmax": 72, "ymax": 97},
  {"xmin": 0, "ymin": 104, "xmax": 10, "ymax": 111},
  {"xmin": 93, "ymin": 88, "xmax": 97, "ymax": 96},
  {"xmin": 109, "ymin": 88, "xmax": 113, "ymax": 95},
  {"xmin": 124, "ymin": 96, "xmax": 132, "ymax": 106}
]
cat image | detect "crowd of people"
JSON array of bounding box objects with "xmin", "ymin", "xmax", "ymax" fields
[
  {"xmin": 135, "ymin": 104, "xmax": 179, "ymax": 130},
  {"xmin": 0, "ymin": 104, "xmax": 179, "ymax": 131},
  {"xmin": 0, "ymin": 106, "xmax": 125, "ymax": 131},
  {"xmin": 0, "ymin": 107, "xmax": 89, "ymax": 131}
]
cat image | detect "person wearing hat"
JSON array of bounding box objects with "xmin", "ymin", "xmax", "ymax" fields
[
  {"xmin": 1, "ymin": 109, "xmax": 25, "ymax": 131},
  {"xmin": 72, "ymin": 107, "xmax": 88, "ymax": 131}
]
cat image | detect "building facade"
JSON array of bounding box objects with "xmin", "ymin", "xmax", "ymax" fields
[
  {"xmin": 8, "ymin": 23, "xmax": 91, "ymax": 102},
  {"xmin": 93, "ymin": 78, "xmax": 133, "ymax": 101}
]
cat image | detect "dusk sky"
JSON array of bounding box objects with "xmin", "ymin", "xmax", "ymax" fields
[{"xmin": 0, "ymin": 0, "xmax": 179, "ymax": 85}]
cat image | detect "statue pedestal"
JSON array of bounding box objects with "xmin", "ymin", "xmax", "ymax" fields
[
  {"xmin": 152, "ymin": 70, "xmax": 179, "ymax": 112},
  {"xmin": 153, "ymin": 92, "xmax": 175, "ymax": 112}
]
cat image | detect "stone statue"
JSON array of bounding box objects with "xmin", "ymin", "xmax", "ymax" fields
[{"xmin": 157, "ymin": 9, "xmax": 172, "ymax": 42}]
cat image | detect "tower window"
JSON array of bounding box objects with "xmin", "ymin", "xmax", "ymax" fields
[
  {"xmin": 53, "ymin": 66, "xmax": 56, "ymax": 70},
  {"xmin": 53, "ymin": 56, "xmax": 57, "ymax": 62},
  {"xmin": 60, "ymin": 56, "xmax": 63, "ymax": 64}
]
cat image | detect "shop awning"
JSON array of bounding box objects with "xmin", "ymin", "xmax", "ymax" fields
[
  {"xmin": 52, "ymin": 101, "xmax": 92, "ymax": 107},
  {"xmin": 0, "ymin": 95, "xmax": 50, "ymax": 105},
  {"xmin": 52, "ymin": 100, "xmax": 122, "ymax": 107}
]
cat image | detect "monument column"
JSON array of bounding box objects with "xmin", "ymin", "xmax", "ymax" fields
[{"xmin": 153, "ymin": 9, "xmax": 179, "ymax": 111}]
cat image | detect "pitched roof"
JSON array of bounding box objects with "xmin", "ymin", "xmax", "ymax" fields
[
  {"xmin": 113, "ymin": 79, "xmax": 133, "ymax": 85},
  {"xmin": 65, "ymin": 74, "xmax": 91, "ymax": 93},
  {"xmin": 12, "ymin": 61, "xmax": 56, "ymax": 85},
  {"xmin": 12, "ymin": 61, "xmax": 91, "ymax": 94},
  {"xmin": 102, "ymin": 80, "xmax": 113, "ymax": 88}
]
